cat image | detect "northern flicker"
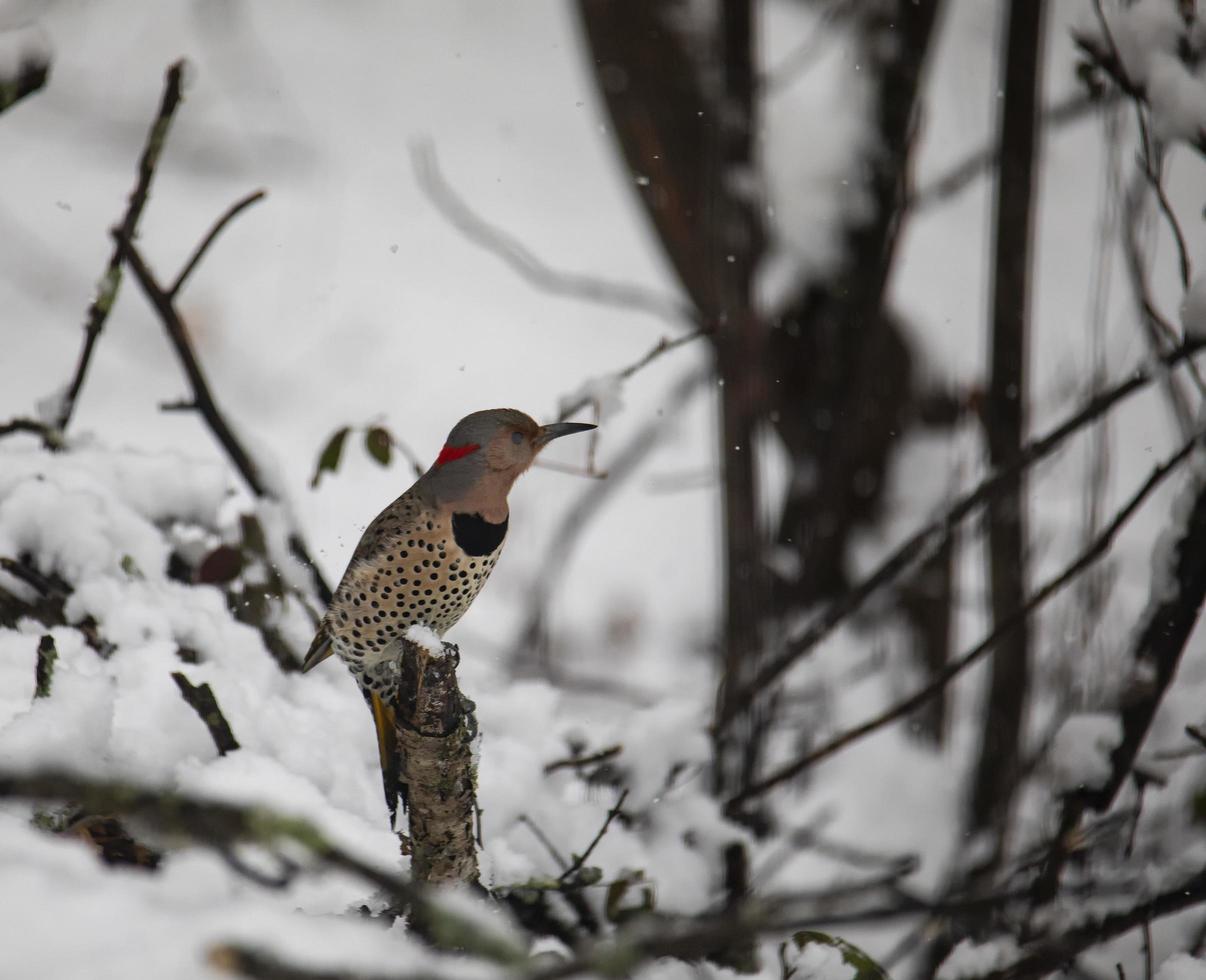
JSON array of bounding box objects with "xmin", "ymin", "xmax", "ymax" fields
[{"xmin": 302, "ymin": 408, "xmax": 594, "ymax": 822}]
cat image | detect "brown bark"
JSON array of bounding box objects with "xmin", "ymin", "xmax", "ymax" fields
[{"xmin": 395, "ymin": 637, "xmax": 480, "ymax": 886}]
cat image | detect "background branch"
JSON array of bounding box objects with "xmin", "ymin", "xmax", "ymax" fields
[{"xmin": 728, "ymin": 431, "xmax": 1199, "ymax": 808}]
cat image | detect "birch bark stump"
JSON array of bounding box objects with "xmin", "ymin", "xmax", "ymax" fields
[{"xmin": 395, "ymin": 637, "xmax": 479, "ymax": 886}]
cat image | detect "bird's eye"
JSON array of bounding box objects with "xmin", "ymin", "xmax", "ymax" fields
[{"xmin": 511, "ymin": 431, "xmax": 524, "ymax": 445}]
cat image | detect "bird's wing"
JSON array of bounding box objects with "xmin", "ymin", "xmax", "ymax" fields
[{"xmin": 300, "ymin": 629, "xmax": 334, "ymax": 672}]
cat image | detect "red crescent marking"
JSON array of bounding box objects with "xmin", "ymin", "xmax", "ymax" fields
[{"xmin": 435, "ymin": 442, "xmax": 480, "ymax": 466}]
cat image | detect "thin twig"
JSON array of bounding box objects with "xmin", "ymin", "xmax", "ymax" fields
[
  {"xmin": 912, "ymin": 89, "xmax": 1111, "ymax": 210},
  {"xmin": 556, "ymin": 329, "xmax": 709, "ymax": 422},
  {"xmin": 728, "ymin": 432, "xmax": 1201, "ymax": 808},
  {"xmin": 1085, "ymin": 0, "xmax": 1193, "ymax": 286},
  {"xmin": 543, "ymin": 744, "xmax": 622, "ymax": 775},
  {"xmin": 55, "ymin": 61, "xmax": 186, "ymax": 437},
  {"xmin": 979, "ymin": 868, "xmax": 1206, "ymax": 980},
  {"xmin": 717, "ymin": 337, "xmax": 1206, "ymax": 730},
  {"xmin": 170, "ymin": 189, "xmax": 267, "ymax": 298},
  {"xmin": 517, "ymin": 814, "xmax": 570, "ymax": 870},
  {"xmin": 559, "ymin": 788, "xmax": 629, "ymax": 882},
  {"xmin": 411, "ymin": 139, "xmax": 698, "ymax": 329},
  {"xmin": 115, "ymin": 235, "xmax": 269, "ymax": 495}
]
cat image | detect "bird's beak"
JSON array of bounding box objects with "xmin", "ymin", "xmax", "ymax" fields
[{"xmin": 535, "ymin": 421, "xmax": 596, "ymax": 447}]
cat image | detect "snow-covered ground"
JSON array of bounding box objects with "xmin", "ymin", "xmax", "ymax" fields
[{"xmin": 1, "ymin": 1, "xmax": 1205, "ymax": 978}]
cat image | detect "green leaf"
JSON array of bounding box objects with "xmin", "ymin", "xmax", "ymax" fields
[
  {"xmin": 120, "ymin": 554, "xmax": 143, "ymax": 578},
  {"xmin": 787, "ymin": 931, "xmax": 891, "ymax": 980},
  {"xmin": 365, "ymin": 426, "xmax": 392, "ymax": 467},
  {"xmin": 310, "ymin": 426, "xmax": 351, "ymax": 488}
]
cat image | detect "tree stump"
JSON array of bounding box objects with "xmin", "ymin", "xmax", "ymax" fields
[{"xmin": 395, "ymin": 636, "xmax": 479, "ymax": 886}]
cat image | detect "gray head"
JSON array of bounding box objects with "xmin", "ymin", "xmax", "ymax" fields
[{"xmin": 420, "ymin": 408, "xmax": 595, "ymax": 508}]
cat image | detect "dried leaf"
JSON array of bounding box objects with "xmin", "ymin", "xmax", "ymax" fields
[{"xmin": 197, "ymin": 545, "xmax": 243, "ymax": 585}]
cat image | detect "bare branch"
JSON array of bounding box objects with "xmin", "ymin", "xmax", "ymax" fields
[
  {"xmin": 170, "ymin": 189, "xmax": 267, "ymax": 298},
  {"xmin": 55, "ymin": 61, "xmax": 186, "ymax": 437},
  {"xmin": 981, "ymin": 867, "xmax": 1206, "ymax": 980},
  {"xmin": 411, "ymin": 140, "xmax": 697, "ymax": 329},
  {"xmin": 543, "ymin": 744, "xmax": 622, "ymax": 775},
  {"xmin": 0, "ymin": 417, "xmax": 58, "ymax": 444},
  {"xmin": 555, "ymin": 329, "xmax": 708, "ymax": 422},
  {"xmin": 171, "ymin": 672, "xmax": 241, "ymax": 756},
  {"xmin": 727, "ymin": 432, "xmax": 1200, "ymax": 809},
  {"xmin": 559, "ymin": 788, "xmax": 628, "ymax": 882}
]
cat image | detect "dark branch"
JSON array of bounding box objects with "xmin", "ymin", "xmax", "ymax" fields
[
  {"xmin": 543, "ymin": 744, "xmax": 622, "ymax": 775},
  {"xmin": 170, "ymin": 189, "xmax": 268, "ymax": 298},
  {"xmin": 983, "ymin": 867, "xmax": 1206, "ymax": 980},
  {"xmin": 55, "ymin": 61, "xmax": 186, "ymax": 437},
  {"xmin": 0, "ymin": 417, "xmax": 58, "ymax": 444},
  {"xmin": 1033, "ymin": 461, "xmax": 1206, "ymax": 904},
  {"xmin": 171, "ymin": 672, "xmax": 241, "ymax": 756},
  {"xmin": 556, "ymin": 330, "xmax": 708, "ymax": 422}
]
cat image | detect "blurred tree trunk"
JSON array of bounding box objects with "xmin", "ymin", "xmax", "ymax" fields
[
  {"xmin": 577, "ymin": 0, "xmax": 772, "ymax": 809},
  {"xmin": 766, "ymin": 2, "xmax": 949, "ymax": 741},
  {"xmin": 970, "ymin": 0, "xmax": 1046, "ymax": 865},
  {"xmin": 922, "ymin": 2, "xmax": 1046, "ymax": 974}
]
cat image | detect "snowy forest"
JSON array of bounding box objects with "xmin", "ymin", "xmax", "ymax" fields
[{"xmin": 2, "ymin": 1, "xmax": 1206, "ymax": 978}]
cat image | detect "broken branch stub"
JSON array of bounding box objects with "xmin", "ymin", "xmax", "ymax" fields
[{"xmin": 396, "ymin": 637, "xmax": 480, "ymax": 886}]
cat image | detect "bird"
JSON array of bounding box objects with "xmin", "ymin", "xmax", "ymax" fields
[{"xmin": 302, "ymin": 408, "xmax": 595, "ymax": 823}]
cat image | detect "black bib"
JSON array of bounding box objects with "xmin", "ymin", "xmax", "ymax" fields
[{"xmin": 452, "ymin": 511, "xmax": 508, "ymax": 557}]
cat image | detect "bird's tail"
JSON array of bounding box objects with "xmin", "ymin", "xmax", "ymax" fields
[{"xmin": 369, "ymin": 690, "xmax": 404, "ymax": 827}]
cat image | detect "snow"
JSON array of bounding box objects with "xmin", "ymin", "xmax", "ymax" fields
[
  {"xmin": 790, "ymin": 940, "xmax": 859, "ymax": 980},
  {"xmin": 759, "ymin": 0, "xmax": 873, "ymax": 296},
  {"xmin": 937, "ymin": 938, "xmax": 1021, "ymax": 980},
  {"xmin": 1075, "ymin": 0, "xmax": 1206, "ymax": 147},
  {"xmin": 1049, "ymin": 712, "xmax": 1124, "ymax": 792},
  {"xmin": 1158, "ymin": 953, "xmax": 1206, "ymax": 980},
  {"xmin": 404, "ymin": 622, "xmax": 445, "ymax": 656}
]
